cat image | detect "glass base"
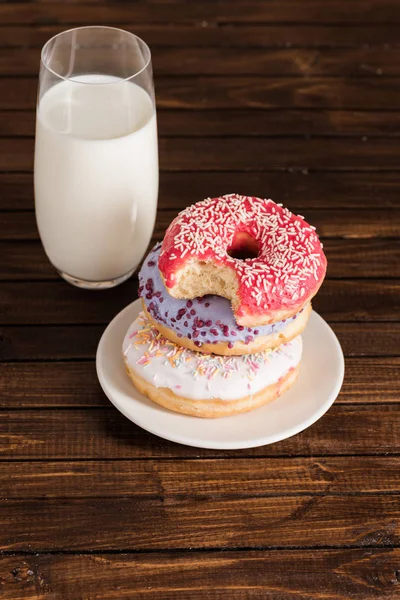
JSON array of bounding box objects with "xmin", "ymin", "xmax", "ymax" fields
[{"xmin": 58, "ymin": 268, "xmax": 135, "ymax": 290}]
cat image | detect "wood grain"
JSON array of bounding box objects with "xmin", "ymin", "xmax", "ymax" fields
[
  {"xmin": 1, "ymin": 23, "xmax": 400, "ymax": 49},
  {"xmin": 3, "ymin": 47, "xmax": 400, "ymax": 77},
  {"xmin": 155, "ymin": 108, "xmax": 400, "ymax": 137},
  {"xmin": 0, "ymin": 457, "xmax": 398, "ymax": 498},
  {"xmin": 1, "ymin": 322, "xmax": 397, "ymax": 361},
  {"xmin": 0, "ymin": 242, "xmax": 54, "ymax": 280},
  {"xmin": 3, "ymin": 77, "xmax": 400, "ymax": 110},
  {"xmin": 1, "ymin": 238, "xmax": 398, "ymax": 281},
  {"xmin": 0, "ymin": 362, "xmax": 105, "ymax": 407},
  {"xmin": 0, "ymin": 2, "xmax": 398, "ymax": 26},
  {"xmin": 4, "ymin": 136, "xmax": 400, "ymax": 172},
  {"xmin": 0, "ymin": 280, "xmax": 398, "ymax": 324},
  {"xmin": 2, "ymin": 209, "xmax": 399, "ymax": 241},
  {"xmin": 0, "ymin": 325, "xmax": 102, "ymax": 361},
  {"xmin": 0, "ymin": 0, "xmax": 399, "ymax": 594},
  {"xmin": 1, "ymin": 172, "xmax": 400, "ymax": 211},
  {"xmin": 2, "ymin": 357, "xmax": 398, "ymax": 408},
  {"xmin": 0, "ymin": 405, "xmax": 398, "ymax": 459},
  {"xmin": 0, "ymin": 494, "xmax": 399, "ymax": 551},
  {"xmin": 4, "ymin": 109, "xmax": 400, "ymax": 138},
  {"xmin": 1, "ymin": 549, "xmax": 399, "ymax": 600}
]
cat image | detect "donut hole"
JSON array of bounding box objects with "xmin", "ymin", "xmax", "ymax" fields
[{"xmin": 227, "ymin": 232, "xmax": 260, "ymax": 261}]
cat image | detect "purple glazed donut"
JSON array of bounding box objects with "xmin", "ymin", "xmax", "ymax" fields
[{"xmin": 139, "ymin": 244, "xmax": 311, "ymax": 356}]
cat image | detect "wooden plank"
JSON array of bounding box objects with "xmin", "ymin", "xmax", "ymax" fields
[
  {"xmin": 0, "ymin": 322, "xmax": 398, "ymax": 361},
  {"xmin": 0, "ymin": 280, "xmax": 398, "ymax": 324},
  {"xmin": 0, "ymin": 174, "xmax": 33, "ymax": 210},
  {"xmin": 0, "ymin": 280, "xmax": 137, "ymax": 325},
  {"xmin": 2, "ymin": 357, "xmax": 398, "ymax": 408},
  {"xmin": 0, "ymin": 457, "xmax": 398, "ymax": 498},
  {"xmin": 156, "ymin": 76, "xmax": 400, "ymax": 111},
  {"xmin": 1, "ymin": 24, "xmax": 400, "ymax": 49},
  {"xmin": 0, "ymin": 2, "xmax": 398, "ymax": 26},
  {"xmin": 157, "ymin": 109, "xmax": 400, "ymax": 137},
  {"xmin": 4, "ymin": 109, "xmax": 400, "ymax": 138},
  {"xmin": 2, "ymin": 210, "xmax": 399, "ymax": 242},
  {"xmin": 1, "ymin": 172, "xmax": 399, "ymax": 211},
  {"xmin": 0, "ymin": 214, "xmax": 38, "ymax": 239},
  {"xmin": 0, "ymin": 326, "xmax": 102, "ymax": 361},
  {"xmin": 311, "ymin": 280, "xmax": 400, "ymax": 322},
  {"xmin": 3, "ymin": 136, "xmax": 400, "ymax": 172},
  {"xmin": 3, "ymin": 47, "xmax": 400, "ymax": 77},
  {"xmin": 0, "ymin": 494, "xmax": 399, "ymax": 550},
  {"xmin": 0, "ymin": 139, "xmax": 33, "ymax": 172},
  {"xmin": 0, "ymin": 242, "xmax": 54, "ymax": 280},
  {"xmin": 1, "ymin": 238, "xmax": 399, "ymax": 281},
  {"xmin": 0, "ymin": 112, "xmax": 35, "ymax": 137},
  {"xmin": 340, "ymin": 358, "xmax": 400, "ymax": 403},
  {"xmin": 0, "ymin": 405, "xmax": 398, "ymax": 459},
  {"xmin": 3, "ymin": 77, "xmax": 400, "ymax": 110},
  {"xmin": 139, "ymin": 136, "xmax": 400, "ymax": 172},
  {"xmin": 0, "ymin": 362, "xmax": 106, "ymax": 407},
  {"xmin": 322, "ymin": 239, "xmax": 400, "ymax": 278},
  {"xmin": 1, "ymin": 549, "xmax": 399, "ymax": 600}
]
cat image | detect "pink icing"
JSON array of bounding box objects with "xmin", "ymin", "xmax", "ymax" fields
[{"xmin": 159, "ymin": 194, "xmax": 327, "ymax": 320}]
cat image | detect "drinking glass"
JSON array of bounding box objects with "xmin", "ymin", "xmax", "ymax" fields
[{"xmin": 34, "ymin": 27, "xmax": 158, "ymax": 289}]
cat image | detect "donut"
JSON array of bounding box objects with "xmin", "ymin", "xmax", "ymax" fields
[
  {"xmin": 123, "ymin": 312, "xmax": 302, "ymax": 418},
  {"xmin": 140, "ymin": 243, "xmax": 311, "ymax": 355},
  {"xmin": 158, "ymin": 194, "xmax": 327, "ymax": 327}
]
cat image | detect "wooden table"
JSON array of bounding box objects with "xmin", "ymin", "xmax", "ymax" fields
[{"xmin": 1, "ymin": 1, "xmax": 399, "ymax": 598}]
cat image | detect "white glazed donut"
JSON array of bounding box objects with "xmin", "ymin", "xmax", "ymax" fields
[{"xmin": 123, "ymin": 313, "xmax": 302, "ymax": 418}]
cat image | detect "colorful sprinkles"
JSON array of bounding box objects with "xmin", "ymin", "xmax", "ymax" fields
[{"xmin": 126, "ymin": 313, "xmax": 276, "ymax": 382}]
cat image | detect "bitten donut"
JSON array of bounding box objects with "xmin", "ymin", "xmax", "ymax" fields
[
  {"xmin": 123, "ymin": 313, "xmax": 302, "ymax": 418},
  {"xmin": 159, "ymin": 194, "xmax": 327, "ymax": 327},
  {"xmin": 140, "ymin": 243, "xmax": 311, "ymax": 355}
]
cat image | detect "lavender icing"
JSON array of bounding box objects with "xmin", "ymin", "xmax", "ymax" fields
[{"xmin": 139, "ymin": 244, "xmax": 303, "ymax": 349}]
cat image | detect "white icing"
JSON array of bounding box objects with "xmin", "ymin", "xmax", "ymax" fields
[{"xmin": 123, "ymin": 314, "xmax": 302, "ymax": 402}]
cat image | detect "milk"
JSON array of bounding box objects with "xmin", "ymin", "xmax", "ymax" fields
[{"xmin": 34, "ymin": 75, "xmax": 158, "ymax": 283}]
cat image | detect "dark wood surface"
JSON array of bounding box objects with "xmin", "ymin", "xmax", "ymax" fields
[{"xmin": 0, "ymin": 1, "xmax": 399, "ymax": 598}]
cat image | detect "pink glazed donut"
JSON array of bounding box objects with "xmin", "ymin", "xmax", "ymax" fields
[{"xmin": 158, "ymin": 194, "xmax": 327, "ymax": 327}]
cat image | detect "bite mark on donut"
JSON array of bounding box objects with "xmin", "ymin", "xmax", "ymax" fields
[{"xmin": 166, "ymin": 260, "xmax": 241, "ymax": 315}]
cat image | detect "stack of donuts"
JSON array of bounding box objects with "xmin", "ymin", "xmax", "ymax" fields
[{"xmin": 123, "ymin": 194, "xmax": 327, "ymax": 418}]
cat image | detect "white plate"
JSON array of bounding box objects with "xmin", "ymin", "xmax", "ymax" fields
[{"xmin": 96, "ymin": 299, "xmax": 344, "ymax": 450}]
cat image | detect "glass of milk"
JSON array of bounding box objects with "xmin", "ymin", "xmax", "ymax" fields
[{"xmin": 34, "ymin": 27, "xmax": 159, "ymax": 289}]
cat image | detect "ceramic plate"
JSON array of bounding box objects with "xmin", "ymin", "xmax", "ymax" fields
[{"xmin": 96, "ymin": 299, "xmax": 344, "ymax": 450}]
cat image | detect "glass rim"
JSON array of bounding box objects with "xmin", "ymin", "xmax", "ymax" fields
[{"xmin": 40, "ymin": 25, "xmax": 152, "ymax": 85}]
